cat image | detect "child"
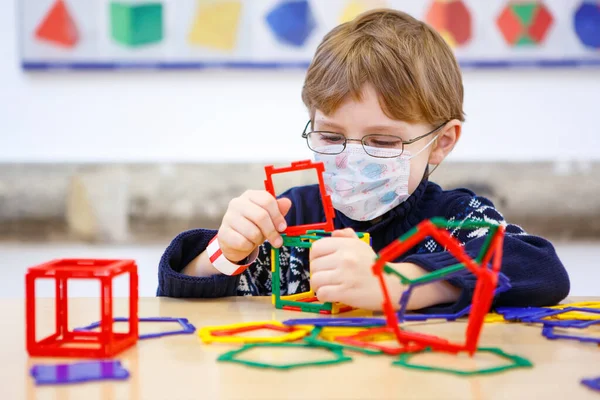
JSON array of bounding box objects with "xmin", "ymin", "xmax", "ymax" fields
[{"xmin": 157, "ymin": 9, "xmax": 569, "ymax": 313}]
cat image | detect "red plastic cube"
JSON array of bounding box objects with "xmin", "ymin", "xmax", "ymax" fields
[{"xmin": 25, "ymin": 259, "xmax": 138, "ymax": 358}]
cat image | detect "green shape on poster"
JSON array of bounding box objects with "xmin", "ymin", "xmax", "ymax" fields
[
  {"xmin": 512, "ymin": 3, "xmax": 536, "ymax": 26},
  {"xmin": 110, "ymin": 2, "xmax": 163, "ymax": 47},
  {"xmin": 516, "ymin": 35, "xmax": 535, "ymax": 46}
]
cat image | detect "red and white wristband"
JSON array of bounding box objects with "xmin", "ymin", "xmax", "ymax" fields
[{"xmin": 206, "ymin": 235, "xmax": 258, "ymax": 276}]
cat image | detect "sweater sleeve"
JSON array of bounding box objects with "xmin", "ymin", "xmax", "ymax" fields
[
  {"xmin": 401, "ymin": 196, "xmax": 570, "ymax": 314},
  {"xmin": 156, "ymin": 229, "xmax": 242, "ymax": 298}
]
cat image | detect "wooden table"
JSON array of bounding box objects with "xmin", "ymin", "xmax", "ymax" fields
[{"xmin": 3, "ymin": 296, "xmax": 600, "ymax": 400}]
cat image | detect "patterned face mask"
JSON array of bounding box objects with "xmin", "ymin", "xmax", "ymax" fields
[{"xmin": 313, "ymin": 136, "xmax": 438, "ymax": 222}]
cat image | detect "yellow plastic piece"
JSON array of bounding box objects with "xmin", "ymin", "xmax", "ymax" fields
[
  {"xmin": 281, "ymin": 291, "xmax": 316, "ymax": 301},
  {"xmin": 319, "ymin": 327, "xmax": 383, "ymax": 341},
  {"xmin": 188, "ymin": 0, "xmax": 242, "ymax": 51},
  {"xmin": 547, "ymin": 301, "xmax": 600, "ymax": 321},
  {"xmin": 198, "ymin": 321, "xmax": 311, "ymax": 344},
  {"xmin": 339, "ymin": 0, "xmax": 387, "ymax": 24},
  {"xmin": 483, "ymin": 313, "xmax": 507, "ymax": 323}
]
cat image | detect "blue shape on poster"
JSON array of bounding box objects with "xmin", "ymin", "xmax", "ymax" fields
[
  {"xmin": 574, "ymin": 2, "xmax": 600, "ymax": 49},
  {"xmin": 265, "ymin": 0, "xmax": 316, "ymax": 47}
]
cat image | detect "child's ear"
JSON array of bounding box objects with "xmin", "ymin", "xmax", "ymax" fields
[{"xmin": 428, "ymin": 120, "xmax": 462, "ymax": 165}]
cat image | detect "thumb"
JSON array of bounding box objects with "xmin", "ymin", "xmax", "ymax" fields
[
  {"xmin": 277, "ymin": 197, "xmax": 292, "ymax": 217},
  {"xmin": 331, "ymin": 228, "xmax": 356, "ymax": 238}
]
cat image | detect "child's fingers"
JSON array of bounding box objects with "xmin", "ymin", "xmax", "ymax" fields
[
  {"xmin": 238, "ymin": 201, "xmax": 282, "ymax": 248},
  {"xmin": 224, "ymin": 214, "xmax": 264, "ymax": 248},
  {"xmin": 315, "ymin": 285, "xmax": 342, "ymax": 304},
  {"xmin": 248, "ymin": 191, "xmax": 288, "ymax": 233},
  {"xmin": 331, "ymin": 228, "xmax": 356, "ymax": 238},
  {"xmin": 310, "ymin": 269, "xmax": 342, "ymax": 293},
  {"xmin": 309, "ymin": 253, "xmax": 338, "ymax": 273},
  {"xmin": 310, "ymin": 237, "xmax": 351, "ymax": 261}
]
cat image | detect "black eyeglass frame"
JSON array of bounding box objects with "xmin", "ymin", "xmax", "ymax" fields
[{"xmin": 301, "ymin": 120, "xmax": 449, "ymax": 158}]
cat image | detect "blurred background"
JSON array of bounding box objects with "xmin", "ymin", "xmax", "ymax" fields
[{"xmin": 1, "ymin": 0, "xmax": 599, "ymax": 298}]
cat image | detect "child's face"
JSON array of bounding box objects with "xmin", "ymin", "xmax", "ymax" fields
[{"xmin": 312, "ymin": 84, "xmax": 461, "ymax": 195}]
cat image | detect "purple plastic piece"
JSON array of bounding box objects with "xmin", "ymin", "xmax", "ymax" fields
[
  {"xmin": 282, "ymin": 317, "xmax": 386, "ymax": 327},
  {"xmin": 495, "ymin": 306, "xmax": 552, "ymax": 321},
  {"xmin": 518, "ymin": 307, "xmax": 600, "ymax": 328},
  {"xmin": 74, "ymin": 317, "xmax": 196, "ymax": 339},
  {"xmin": 30, "ymin": 360, "xmax": 129, "ymax": 385},
  {"xmin": 582, "ymin": 377, "xmax": 600, "ymax": 392},
  {"xmin": 542, "ymin": 320, "xmax": 600, "ymax": 343},
  {"xmin": 397, "ymin": 272, "xmax": 512, "ymax": 322}
]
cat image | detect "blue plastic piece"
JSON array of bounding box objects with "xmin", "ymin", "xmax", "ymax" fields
[
  {"xmin": 282, "ymin": 317, "xmax": 386, "ymax": 327},
  {"xmin": 265, "ymin": 0, "xmax": 316, "ymax": 47},
  {"xmin": 74, "ymin": 317, "xmax": 196, "ymax": 339},
  {"xmin": 542, "ymin": 321, "xmax": 600, "ymax": 344},
  {"xmin": 397, "ymin": 272, "xmax": 511, "ymax": 322},
  {"xmin": 495, "ymin": 306, "xmax": 553, "ymax": 322},
  {"xmin": 574, "ymin": 3, "xmax": 600, "ymax": 49},
  {"xmin": 30, "ymin": 360, "xmax": 129, "ymax": 385},
  {"xmin": 582, "ymin": 376, "xmax": 600, "ymax": 392},
  {"xmin": 516, "ymin": 307, "xmax": 600, "ymax": 328}
]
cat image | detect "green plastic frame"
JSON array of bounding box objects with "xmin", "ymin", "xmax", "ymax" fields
[
  {"xmin": 217, "ymin": 341, "xmax": 353, "ymax": 370},
  {"xmin": 272, "ymin": 231, "xmax": 368, "ymax": 314},
  {"xmin": 392, "ymin": 347, "xmax": 533, "ymax": 376},
  {"xmin": 303, "ymin": 326, "xmax": 383, "ymax": 356}
]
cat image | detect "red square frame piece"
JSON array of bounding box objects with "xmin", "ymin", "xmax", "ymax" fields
[
  {"xmin": 264, "ymin": 160, "xmax": 335, "ymax": 236},
  {"xmin": 26, "ymin": 259, "xmax": 138, "ymax": 358}
]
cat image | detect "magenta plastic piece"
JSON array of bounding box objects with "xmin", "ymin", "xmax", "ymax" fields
[{"xmin": 30, "ymin": 360, "xmax": 129, "ymax": 385}]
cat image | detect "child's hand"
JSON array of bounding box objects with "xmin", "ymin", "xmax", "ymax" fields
[
  {"xmin": 310, "ymin": 228, "xmax": 386, "ymax": 310},
  {"xmin": 217, "ymin": 190, "xmax": 292, "ymax": 263}
]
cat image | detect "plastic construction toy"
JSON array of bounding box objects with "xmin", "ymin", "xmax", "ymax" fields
[
  {"xmin": 282, "ymin": 317, "xmax": 386, "ymax": 328},
  {"xmin": 199, "ymin": 321, "xmax": 311, "ymax": 344},
  {"xmin": 74, "ymin": 317, "xmax": 195, "ymax": 340},
  {"xmin": 372, "ymin": 218, "xmax": 506, "ymax": 356},
  {"xmin": 265, "ymin": 160, "xmax": 372, "ymax": 314},
  {"xmin": 217, "ymin": 342, "xmax": 352, "ymax": 370},
  {"xmin": 333, "ymin": 327, "xmax": 428, "ymax": 356},
  {"xmin": 542, "ymin": 320, "xmax": 600, "ymax": 344},
  {"xmin": 582, "ymin": 376, "xmax": 600, "ymax": 392},
  {"xmin": 26, "ymin": 259, "xmax": 138, "ymax": 358},
  {"xmin": 393, "ymin": 347, "xmax": 533, "ymax": 376},
  {"xmin": 30, "ymin": 360, "xmax": 129, "ymax": 385},
  {"xmin": 264, "ymin": 160, "xmax": 335, "ymax": 236},
  {"xmin": 271, "ymin": 230, "xmax": 368, "ymax": 314},
  {"xmin": 548, "ymin": 301, "xmax": 600, "ymax": 321},
  {"xmin": 303, "ymin": 326, "xmax": 383, "ymax": 356},
  {"xmin": 518, "ymin": 307, "xmax": 600, "ymax": 328}
]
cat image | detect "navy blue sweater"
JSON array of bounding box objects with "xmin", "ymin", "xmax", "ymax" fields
[{"xmin": 156, "ymin": 178, "xmax": 570, "ymax": 313}]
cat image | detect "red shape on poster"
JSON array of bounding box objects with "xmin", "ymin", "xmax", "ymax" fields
[{"xmin": 35, "ymin": 0, "xmax": 79, "ymax": 48}]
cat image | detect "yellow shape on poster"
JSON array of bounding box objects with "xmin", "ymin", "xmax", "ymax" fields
[
  {"xmin": 339, "ymin": 0, "xmax": 387, "ymax": 24},
  {"xmin": 188, "ymin": 0, "xmax": 242, "ymax": 51}
]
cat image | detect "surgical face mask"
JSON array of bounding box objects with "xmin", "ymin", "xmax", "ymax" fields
[{"xmin": 313, "ymin": 135, "xmax": 438, "ymax": 221}]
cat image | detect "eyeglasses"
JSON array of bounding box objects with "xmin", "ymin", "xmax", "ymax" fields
[{"xmin": 301, "ymin": 120, "xmax": 448, "ymax": 158}]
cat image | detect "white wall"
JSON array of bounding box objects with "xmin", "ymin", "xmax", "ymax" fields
[{"xmin": 1, "ymin": 1, "xmax": 599, "ymax": 164}]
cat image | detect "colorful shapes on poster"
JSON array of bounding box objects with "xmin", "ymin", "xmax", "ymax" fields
[
  {"xmin": 574, "ymin": 2, "xmax": 600, "ymax": 50},
  {"xmin": 188, "ymin": 1, "xmax": 242, "ymax": 51},
  {"xmin": 34, "ymin": 0, "xmax": 79, "ymax": 48},
  {"xmin": 496, "ymin": 1, "xmax": 554, "ymax": 47},
  {"xmin": 339, "ymin": 0, "xmax": 387, "ymax": 24},
  {"xmin": 425, "ymin": 0, "xmax": 472, "ymax": 48},
  {"xmin": 110, "ymin": 1, "xmax": 164, "ymax": 47},
  {"xmin": 265, "ymin": 0, "xmax": 316, "ymax": 47}
]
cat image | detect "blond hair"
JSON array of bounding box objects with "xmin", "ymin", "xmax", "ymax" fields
[{"xmin": 301, "ymin": 9, "xmax": 465, "ymax": 125}]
